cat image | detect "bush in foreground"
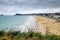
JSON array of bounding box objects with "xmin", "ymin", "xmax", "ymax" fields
[{"xmin": 0, "ymin": 30, "xmax": 60, "ymax": 40}]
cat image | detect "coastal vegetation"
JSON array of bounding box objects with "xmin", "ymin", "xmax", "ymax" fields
[{"xmin": 0, "ymin": 30, "xmax": 60, "ymax": 40}]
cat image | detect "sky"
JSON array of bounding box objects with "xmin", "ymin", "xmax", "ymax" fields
[{"xmin": 0, "ymin": 0, "xmax": 60, "ymax": 15}]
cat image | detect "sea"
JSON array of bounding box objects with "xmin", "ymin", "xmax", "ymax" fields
[{"xmin": 0, "ymin": 16, "xmax": 38, "ymax": 32}]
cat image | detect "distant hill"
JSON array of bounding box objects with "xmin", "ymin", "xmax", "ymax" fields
[
  {"xmin": 15, "ymin": 13, "xmax": 60, "ymax": 16},
  {"xmin": 15, "ymin": 13, "xmax": 42, "ymax": 16},
  {"xmin": 0, "ymin": 14, "xmax": 3, "ymax": 16}
]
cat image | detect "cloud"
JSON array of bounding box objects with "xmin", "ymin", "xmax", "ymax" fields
[
  {"xmin": 0, "ymin": 0, "xmax": 60, "ymax": 8},
  {"xmin": 0, "ymin": 0, "xmax": 60, "ymax": 15}
]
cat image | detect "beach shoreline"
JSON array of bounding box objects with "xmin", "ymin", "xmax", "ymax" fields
[{"xmin": 34, "ymin": 16, "xmax": 60, "ymax": 35}]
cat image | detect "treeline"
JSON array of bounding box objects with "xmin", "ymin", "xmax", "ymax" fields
[
  {"xmin": 0, "ymin": 30, "xmax": 60, "ymax": 40},
  {"xmin": 15, "ymin": 13, "xmax": 60, "ymax": 16}
]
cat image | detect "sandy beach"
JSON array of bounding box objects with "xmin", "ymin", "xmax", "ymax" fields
[{"xmin": 34, "ymin": 16, "xmax": 60, "ymax": 35}]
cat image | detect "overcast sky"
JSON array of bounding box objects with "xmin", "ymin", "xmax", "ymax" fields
[{"xmin": 0, "ymin": 0, "xmax": 60, "ymax": 15}]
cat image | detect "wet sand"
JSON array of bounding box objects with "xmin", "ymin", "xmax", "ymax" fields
[{"xmin": 34, "ymin": 16, "xmax": 60, "ymax": 35}]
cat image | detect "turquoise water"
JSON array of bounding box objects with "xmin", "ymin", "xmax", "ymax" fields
[{"xmin": 0, "ymin": 16, "xmax": 29, "ymax": 30}]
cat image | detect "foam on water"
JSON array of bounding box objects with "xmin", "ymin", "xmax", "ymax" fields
[{"xmin": 0, "ymin": 16, "xmax": 45, "ymax": 33}]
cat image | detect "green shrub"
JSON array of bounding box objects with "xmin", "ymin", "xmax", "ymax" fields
[{"xmin": 0, "ymin": 30, "xmax": 60, "ymax": 40}]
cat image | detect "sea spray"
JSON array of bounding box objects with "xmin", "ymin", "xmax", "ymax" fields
[
  {"xmin": 21, "ymin": 16, "xmax": 45, "ymax": 34},
  {"xmin": 17, "ymin": 16, "xmax": 45, "ymax": 34},
  {"xmin": 15, "ymin": 16, "xmax": 37, "ymax": 32}
]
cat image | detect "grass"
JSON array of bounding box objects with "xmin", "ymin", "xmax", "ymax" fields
[{"xmin": 0, "ymin": 30, "xmax": 60, "ymax": 40}]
